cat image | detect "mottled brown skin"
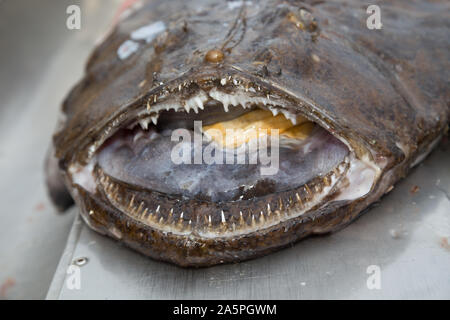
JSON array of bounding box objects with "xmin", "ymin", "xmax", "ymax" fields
[{"xmin": 48, "ymin": 0, "xmax": 449, "ymax": 267}]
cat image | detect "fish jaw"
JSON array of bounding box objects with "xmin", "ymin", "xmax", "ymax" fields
[
  {"xmin": 56, "ymin": 68, "xmax": 391, "ymax": 267},
  {"xmin": 71, "ymin": 157, "xmax": 383, "ymax": 268}
]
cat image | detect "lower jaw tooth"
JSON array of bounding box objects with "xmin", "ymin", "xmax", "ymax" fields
[
  {"xmin": 338, "ymin": 162, "xmax": 347, "ymax": 173},
  {"xmin": 133, "ymin": 131, "xmax": 145, "ymax": 142}
]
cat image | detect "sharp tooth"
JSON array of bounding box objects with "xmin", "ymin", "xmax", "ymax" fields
[
  {"xmin": 221, "ymin": 211, "xmax": 226, "ymax": 223},
  {"xmin": 289, "ymin": 116, "xmax": 297, "ymax": 125},
  {"xmin": 133, "ymin": 131, "xmax": 145, "ymax": 143},
  {"xmin": 269, "ymin": 107, "xmax": 279, "ymax": 116},
  {"xmin": 280, "ymin": 109, "xmax": 297, "ymax": 125},
  {"xmin": 219, "ymin": 95, "xmax": 228, "ymax": 109},
  {"xmin": 138, "ymin": 118, "xmax": 150, "ymax": 130},
  {"xmin": 230, "ymin": 95, "xmax": 238, "ymax": 106},
  {"xmin": 150, "ymin": 115, "xmax": 158, "ymax": 125},
  {"xmin": 194, "ymin": 97, "xmax": 204, "ymax": 112},
  {"xmin": 220, "ymin": 78, "xmax": 227, "ymax": 86}
]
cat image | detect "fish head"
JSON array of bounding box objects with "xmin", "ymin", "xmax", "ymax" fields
[{"xmin": 47, "ymin": 0, "xmax": 448, "ymax": 266}]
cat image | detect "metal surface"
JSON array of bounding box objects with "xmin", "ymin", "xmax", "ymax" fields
[
  {"xmin": 0, "ymin": 0, "xmax": 121, "ymax": 299},
  {"xmin": 48, "ymin": 139, "xmax": 450, "ymax": 299}
]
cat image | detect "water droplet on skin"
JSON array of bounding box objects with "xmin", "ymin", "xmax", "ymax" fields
[{"xmin": 311, "ymin": 54, "xmax": 320, "ymax": 63}]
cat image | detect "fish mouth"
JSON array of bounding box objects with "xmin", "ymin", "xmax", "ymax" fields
[{"xmin": 67, "ymin": 71, "xmax": 381, "ymax": 239}]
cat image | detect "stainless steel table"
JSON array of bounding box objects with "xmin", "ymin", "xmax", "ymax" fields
[{"xmin": 0, "ymin": 0, "xmax": 121, "ymax": 299}]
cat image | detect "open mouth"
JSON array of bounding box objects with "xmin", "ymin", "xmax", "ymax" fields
[{"xmin": 68, "ymin": 75, "xmax": 379, "ymax": 238}]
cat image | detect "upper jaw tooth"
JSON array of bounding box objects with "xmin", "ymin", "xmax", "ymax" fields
[
  {"xmin": 269, "ymin": 106, "xmax": 280, "ymax": 116},
  {"xmin": 194, "ymin": 97, "xmax": 204, "ymax": 111},
  {"xmin": 183, "ymin": 90, "xmax": 208, "ymax": 113},
  {"xmin": 140, "ymin": 81, "xmax": 300, "ymax": 128},
  {"xmin": 138, "ymin": 118, "xmax": 150, "ymax": 130},
  {"xmin": 280, "ymin": 109, "xmax": 297, "ymax": 125}
]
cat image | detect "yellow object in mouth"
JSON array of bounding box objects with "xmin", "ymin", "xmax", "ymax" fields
[
  {"xmin": 203, "ymin": 109, "xmax": 314, "ymax": 148},
  {"xmin": 281, "ymin": 122, "xmax": 315, "ymax": 139}
]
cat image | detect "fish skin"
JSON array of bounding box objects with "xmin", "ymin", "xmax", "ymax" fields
[{"xmin": 48, "ymin": 0, "xmax": 449, "ymax": 266}]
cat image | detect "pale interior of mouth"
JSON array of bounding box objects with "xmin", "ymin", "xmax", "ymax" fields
[{"xmin": 96, "ymin": 101, "xmax": 349, "ymax": 202}]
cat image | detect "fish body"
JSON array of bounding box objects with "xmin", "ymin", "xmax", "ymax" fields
[{"xmin": 47, "ymin": 0, "xmax": 449, "ymax": 266}]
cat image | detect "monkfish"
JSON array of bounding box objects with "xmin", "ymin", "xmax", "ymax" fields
[{"xmin": 46, "ymin": 0, "xmax": 449, "ymax": 266}]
